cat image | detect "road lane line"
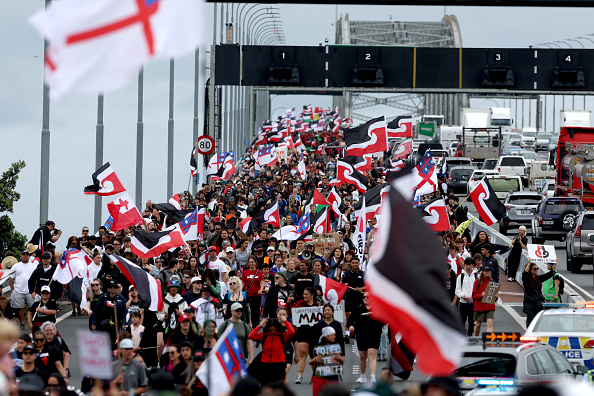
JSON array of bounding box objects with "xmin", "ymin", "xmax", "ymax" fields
[
  {"xmin": 497, "ymin": 298, "xmax": 526, "ymax": 331},
  {"xmin": 561, "ymin": 276, "xmax": 594, "ymax": 301}
]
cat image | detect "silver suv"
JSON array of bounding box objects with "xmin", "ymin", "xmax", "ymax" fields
[
  {"xmin": 499, "ymin": 191, "xmax": 541, "ymax": 235},
  {"xmin": 566, "ymin": 210, "xmax": 594, "ymax": 273}
]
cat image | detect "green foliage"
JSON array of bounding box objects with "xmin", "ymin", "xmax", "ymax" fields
[
  {"xmin": 0, "ymin": 215, "xmax": 27, "ymax": 254},
  {"xmin": 0, "ymin": 161, "xmax": 27, "ymax": 253}
]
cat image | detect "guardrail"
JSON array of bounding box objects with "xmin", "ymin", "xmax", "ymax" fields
[{"xmin": 467, "ymin": 214, "xmax": 586, "ymax": 304}]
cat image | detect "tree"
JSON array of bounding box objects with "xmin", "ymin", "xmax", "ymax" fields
[{"xmin": 0, "ymin": 161, "xmax": 27, "ymax": 254}]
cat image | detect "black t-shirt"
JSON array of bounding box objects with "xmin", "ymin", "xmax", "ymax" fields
[
  {"xmin": 35, "ymin": 346, "xmax": 60, "ymax": 375},
  {"xmin": 510, "ymin": 235, "xmax": 528, "ymax": 257},
  {"xmin": 341, "ymin": 269, "xmax": 365, "ymax": 308},
  {"xmin": 30, "ymin": 300, "xmax": 58, "ymax": 324},
  {"xmin": 16, "ymin": 367, "xmax": 47, "ymax": 383},
  {"xmin": 290, "ymin": 272, "xmax": 314, "ymax": 301},
  {"xmin": 45, "ymin": 337, "xmax": 70, "ymax": 365}
]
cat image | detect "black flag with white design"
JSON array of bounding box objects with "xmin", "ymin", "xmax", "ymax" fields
[
  {"xmin": 366, "ymin": 184, "xmax": 467, "ymax": 375},
  {"xmin": 387, "ymin": 115, "xmax": 412, "ymax": 139},
  {"xmin": 469, "ymin": 178, "xmax": 506, "ymax": 226},
  {"xmin": 329, "ymin": 159, "xmax": 368, "ymax": 193},
  {"xmin": 131, "ymin": 226, "xmax": 186, "ymax": 259},
  {"xmin": 83, "ymin": 162, "xmax": 126, "ymax": 196}
]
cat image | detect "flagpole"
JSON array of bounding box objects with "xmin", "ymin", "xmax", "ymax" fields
[{"xmin": 113, "ymin": 300, "xmax": 123, "ymax": 392}]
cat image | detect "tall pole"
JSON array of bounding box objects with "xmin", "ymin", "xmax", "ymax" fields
[
  {"xmin": 167, "ymin": 59, "xmax": 175, "ymax": 199},
  {"xmin": 192, "ymin": 48, "xmax": 200, "ymax": 195},
  {"xmin": 94, "ymin": 94, "xmax": 104, "ymax": 231},
  {"xmin": 39, "ymin": 0, "xmax": 52, "ymax": 225},
  {"xmin": 136, "ymin": 69, "xmax": 144, "ymax": 208}
]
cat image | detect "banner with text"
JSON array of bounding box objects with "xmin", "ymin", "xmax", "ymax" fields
[{"xmin": 292, "ymin": 305, "xmax": 344, "ymax": 327}]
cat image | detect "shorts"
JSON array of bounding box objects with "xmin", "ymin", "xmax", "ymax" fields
[
  {"xmin": 357, "ymin": 336, "xmax": 381, "ymax": 351},
  {"xmin": 11, "ymin": 292, "xmax": 34, "ymax": 309},
  {"xmin": 474, "ymin": 310, "xmax": 495, "ymax": 322}
]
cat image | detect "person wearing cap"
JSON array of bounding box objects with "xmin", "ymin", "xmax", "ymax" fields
[
  {"xmin": 507, "ymin": 225, "xmax": 528, "ymax": 282},
  {"xmin": 167, "ymin": 313, "xmax": 200, "ymax": 347},
  {"xmin": 472, "ymin": 265, "xmax": 496, "ymax": 336},
  {"xmin": 9, "ymin": 250, "xmax": 37, "ymax": 329},
  {"xmin": 28, "ymin": 285, "xmax": 58, "ymax": 334},
  {"xmin": 480, "ymin": 244, "xmax": 499, "ymax": 283},
  {"xmin": 218, "ymin": 302, "xmax": 254, "ymax": 364},
  {"xmin": 223, "ymin": 246, "xmax": 239, "ymax": 272},
  {"xmin": 92, "ymin": 279, "xmax": 127, "ymax": 349},
  {"xmin": 207, "ymin": 246, "xmax": 228, "ymax": 283},
  {"xmin": 158, "ymin": 259, "xmax": 183, "ymax": 297},
  {"xmin": 110, "ymin": 338, "xmax": 148, "ymax": 394},
  {"xmin": 309, "ymin": 325, "xmax": 345, "ymax": 396},
  {"xmin": 159, "ymin": 279, "xmax": 189, "ymax": 332},
  {"xmin": 183, "ymin": 276, "xmax": 204, "ymax": 305},
  {"xmin": 297, "ymin": 242, "xmax": 325, "ymax": 265},
  {"xmin": 16, "ymin": 345, "xmax": 47, "ymax": 383},
  {"xmin": 28, "ymin": 251, "xmax": 59, "ymax": 303}
]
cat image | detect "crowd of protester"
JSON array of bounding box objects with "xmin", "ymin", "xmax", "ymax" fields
[{"xmin": 0, "ymin": 121, "xmax": 555, "ymax": 396}]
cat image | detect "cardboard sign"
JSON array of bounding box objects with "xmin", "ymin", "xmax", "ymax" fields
[
  {"xmin": 292, "ymin": 305, "xmax": 344, "ymax": 327},
  {"xmin": 312, "ymin": 344, "xmax": 344, "ymax": 377},
  {"xmin": 312, "ymin": 233, "xmax": 341, "ymax": 256},
  {"xmin": 527, "ymin": 244, "xmax": 557, "ymax": 263},
  {"xmin": 77, "ymin": 330, "xmax": 113, "ymax": 379},
  {"xmin": 481, "ymin": 281, "xmax": 500, "ymax": 304},
  {"xmin": 277, "ymin": 146, "xmax": 288, "ymax": 162}
]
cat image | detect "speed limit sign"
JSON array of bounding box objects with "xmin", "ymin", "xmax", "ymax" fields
[{"xmin": 196, "ymin": 135, "xmax": 215, "ymax": 155}]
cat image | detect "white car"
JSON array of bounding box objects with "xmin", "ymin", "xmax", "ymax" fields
[
  {"xmin": 542, "ymin": 181, "xmax": 556, "ymax": 198},
  {"xmin": 524, "ymin": 308, "xmax": 594, "ymax": 370},
  {"xmin": 467, "ymin": 170, "xmax": 500, "ymax": 193}
]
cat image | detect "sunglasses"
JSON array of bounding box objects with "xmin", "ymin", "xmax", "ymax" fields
[
  {"xmin": 184, "ymin": 275, "xmax": 192, "ymax": 278},
  {"xmin": 274, "ymin": 276, "xmax": 282, "ymax": 279},
  {"xmin": 34, "ymin": 338, "xmax": 45, "ymax": 342},
  {"xmin": 229, "ymin": 282, "xmax": 237, "ymax": 285},
  {"xmin": 41, "ymin": 291, "xmax": 50, "ymax": 294},
  {"xmin": 169, "ymin": 351, "xmax": 178, "ymax": 355},
  {"xmin": 92, "ymin": 284, "xmax": 100, "ymax": 287},
  {"xmin": 22, "ymin": 351, "xmax": 35, "ymax": 355},
  {"xmin": 234, "ymin": 309, "xmax": 244, "ymax": 312}
]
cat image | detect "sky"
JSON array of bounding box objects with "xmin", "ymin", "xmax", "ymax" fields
[{"xmin": 2, "ymin": 0, "xmax": 594, "ymax": 251}]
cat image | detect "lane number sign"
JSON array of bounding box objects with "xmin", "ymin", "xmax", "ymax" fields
[{"xmin": 197, "ymin": 135, "xmax": 214, "ymax": 155}]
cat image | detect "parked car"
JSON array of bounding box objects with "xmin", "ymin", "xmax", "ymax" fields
[
  {"xmin": 447, "ymin": 166, "xmax": 475, "ymax": 194},
  {"xmin": 566, "ymin": 210, "xmax": 594, "ymax": 273},
  {"xmin": 496, "ymin": 155, "xmax": 528, "ymax": 178},
  {"xmin": 524, "ymin": 307, "xmax": 594, "ymax": 368},
  {"xmin": 499, "ymin": 191, "xmax": 542, "ymax": 235},
  {"xmin": 485, "ymin": 175, "xmax": 524, "ymax": 200},
  {"xmin": 531, "ymin": 197, "xmax": 584, "ymax": 244},
  {"xmin": 481, "ymin": 158, "xmax": 498, "ymax": 170},
  {"xmin": 456, "ymin": 338, "xmax": 584, "ymax": 394},
  {"xmin": 467, "ymin": 169, "xmax": 500, "ymax": 194}
]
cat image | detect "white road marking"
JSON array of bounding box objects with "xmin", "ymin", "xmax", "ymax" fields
[
  {"xmin": 498, "ymin": 291, "xmax": 524, "ymax": 296},
  {"xmin": 496, "ymin": 298, "xmax": 526, "ymax": 331},
  {"xmin": 561, "ymin": 276, "xmax": 594, "ymax": 301}
]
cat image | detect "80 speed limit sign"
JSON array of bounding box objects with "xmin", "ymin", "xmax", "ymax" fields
[{"xmin": 196, "ymin": 135, "xmax": 215, "ymax": 155}]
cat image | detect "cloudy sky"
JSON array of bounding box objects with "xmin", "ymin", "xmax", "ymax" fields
[{"xmin": 1, "ymin": 0, "xmax": 594, "ymax": 250}]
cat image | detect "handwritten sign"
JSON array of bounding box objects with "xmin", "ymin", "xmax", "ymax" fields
[
  {"xmin": 313, "ymin": 344, "xmax": 343, "ymax": 377},
  {"xmin": 527, "ymin": 244, "xmax": 557, "ymax": 263},
  {"xmin": 292, "ymin": 305, "xmax": 344, "ymax": 327},
  {"xmin": 481, "ymin": 281, "xmax": 500, "ymax": 304},
  {"xmin": 77, "ymin": 330, "xmax": 113, "ymax": 379},
  {"xmin": 312, "ymin": 233, "xmax": 341, "ymax": 256}
]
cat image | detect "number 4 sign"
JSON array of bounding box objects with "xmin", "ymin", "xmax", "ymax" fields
[{"xmin": 527, "ymin": 244, "xmax": 557, "ymax": 263}]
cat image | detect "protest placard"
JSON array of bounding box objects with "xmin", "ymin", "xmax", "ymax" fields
[
  {"xmin": 312, "ymin": 344, "xmax": 343, "ymax": 378},
  {"xmin": 77, "ymin": 330, "xmax": 113, "ymax": 379},
  {"xmin": 527, "ymin": 244, "xmax": 557, "ymax": 263},
  {"xmin": 481, "ymin": 281, "xmax": 501, "ymax": 304},
  {"xmin": 312, "ymin": 233, "xmax": 341, "ymax": 256},
  {"xmin": 292, "ymin": 305, "xmax": 344, "ymax": 327}
]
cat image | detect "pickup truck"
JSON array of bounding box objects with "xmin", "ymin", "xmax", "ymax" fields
[{"xmin": 495, "ymin": 155, "xmax": 528, "ymax": 178}]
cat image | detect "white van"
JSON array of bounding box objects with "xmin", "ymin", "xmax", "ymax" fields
[
  {"xmin": 485, "ymin": 175, "xmax": 524, "ymax": 200},
  {"xmin": 496, "ymin": 155, "xmax": 528, "ymax": 178}
]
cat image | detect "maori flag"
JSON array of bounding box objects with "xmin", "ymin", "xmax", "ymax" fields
[
  {"xmin": 469, "ymin": 178, "xmax": 506, "ymax": 226},
  {"xmin": 83, "ymin": 162, "xmax": 126, "ymax": 196},
  {"xmin": 109, "ymin": 254, "xmax": 163, "ymax": 311}
]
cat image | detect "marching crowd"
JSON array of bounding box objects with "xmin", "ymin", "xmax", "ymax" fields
[{"xmin": 1, "ymin": 106, "xmax": 561, "ymax": 396}]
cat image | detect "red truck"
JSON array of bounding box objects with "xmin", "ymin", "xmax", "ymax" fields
[{"xmin": 554, "ymin": 126, "xmax": 594, "ymax": 206}]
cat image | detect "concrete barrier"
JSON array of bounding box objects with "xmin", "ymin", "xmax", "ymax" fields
[{"xmin": 467, "ymin": 214, "xmax": 585, "ymax": 304}]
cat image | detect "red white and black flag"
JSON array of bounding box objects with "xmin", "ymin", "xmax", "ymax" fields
[
  {"xmin": 263, "ymin": 200, "xmax": 281, "ymax": 228},
  {"xmin": 354, "ymin": 183, "xmax": 389, "ymax": 221},
  {"xmin": 212, "ymin": 154, "xmax": 236, "ymax": 181},
  {"xmin": 469, "ymin": 178, "xmax": 506, "ymax": 226},
  {"xmin": 312, "ymin": 207, "xmax": 330, "ymax": 234},
  {"xmin": 190, "ymin": 147, "xmax": 197, "ymax": 177},
  {"xmin": 417, "ymin": 197, "xmax": 451, "ymax": 232},
  {"xmin": 239, "ymin": 200, "xmax": 279, "ymax": 235},
  {"xmin": 83, "ymin": 162, "xmax": 126, "ymax": 196},
  {"xmin": 131, "ymin": 226, "xmax": 186, "ymax": 259},
  {"xmin": 107, "ymin": 192, "xmax": 143, "ymax": 231},
  {"xmin": 390, "ymin": 332, "xmax": 416, "ymax": 380},
  {"xmin": 329, "ymin": 159, "xmax": 368, "ymax": 193},
  {"xmin": 109, "ymin": 254, "xmax": 163, "ymax": 312},
  {"xmin": 366, "ymin": 185, "xmax": 467, "ymax": 375},
  {"xmin": 387, "ymin": 115, "xmax": 413, "ymax": 139},
  {"xmin": 343, "ymin": 116, "xmax": 388, "ymax": 156},
  {"xmin": 392, "ymin": 138, "xmax": 413, "ymax": 161}
]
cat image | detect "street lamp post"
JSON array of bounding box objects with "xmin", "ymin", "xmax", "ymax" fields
[{"xmin": 253, "ymin": 22, "xmax": 280, "ymax": 44}]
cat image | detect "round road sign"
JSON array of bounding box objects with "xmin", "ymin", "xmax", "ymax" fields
[{"xmin": 196, "ymin": 135, "xmax": 215, "ymax": 155}]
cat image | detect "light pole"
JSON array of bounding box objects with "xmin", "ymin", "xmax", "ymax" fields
[
  {"xmin": 565, "ymin": 38, "xmax": 585, "ymax": 49},
  {"xmin": 253, "ymin": 22, "xmax": 281, "ymax": 44},
  {"xmin": 246, "ymin": 12, "xmax": 280, "ymax": 44},
  {"xmin": 260, "ymin": 30, "xmax": 284, "ymax": 45},
  {"xmin": 577, "ymin": 36, "xmax": 594, "ymax": 46}
]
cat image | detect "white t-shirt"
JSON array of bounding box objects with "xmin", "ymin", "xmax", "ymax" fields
[
  {"xmin": 207, "ymin": 259, "xmax": 227, "ymax": 281},
  {"xmin": 11, "ymin": 262, "xmax": 37, "ymax": 294},
  {"xmin": 88, "ymin": 263, "xmax": 102, "ymax": 283}
]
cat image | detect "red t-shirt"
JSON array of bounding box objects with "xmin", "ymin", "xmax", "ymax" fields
[{"xmin": 242, "ymin": 269, "xmax": 263, "ymax": 297}]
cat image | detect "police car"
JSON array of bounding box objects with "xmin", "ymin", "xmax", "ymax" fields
[{"xmin": 524, "ymin": 305, "xmax": 594, "ymax": 370}]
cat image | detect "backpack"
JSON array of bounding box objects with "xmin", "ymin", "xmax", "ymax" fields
[{"xmin": 555, "ymin": 273, "xmax": 564, "ymax": 296}]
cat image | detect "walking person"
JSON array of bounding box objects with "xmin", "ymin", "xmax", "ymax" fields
[
  {"xmin": 92, "ymin": 279, "xmax": 127, "ymax": 349},
  {"xmin": 455, "ymin": 258, "xmax": 476, "ymax": 336},
  {"xmin": 472, "ymin": 266, "xmax": 496, "ymax": 336},
  {"xmin": 9, "ymin": 250, "xmax": 37, "ymax": 329},
  {"xmin": 507, "ymin": 226, "xmax": 528, "ymax": 282},
  {"xmin": 292, "ymin": 286, "xmax": 321, "ymax": 384},
  {"xmin": 523, "ymin": 259, "xmax": 557, "ymax": 326},
  {"xmin": 347, "ymin": 292, "xmax": 384, "ymax": 384},
  {"xmin": 310, "ymin": 326, "xmax": 345, "ymax": 396},
  {"xmin": 242, "ymin": 256, "xmax": 263, "ymax": 328}
]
